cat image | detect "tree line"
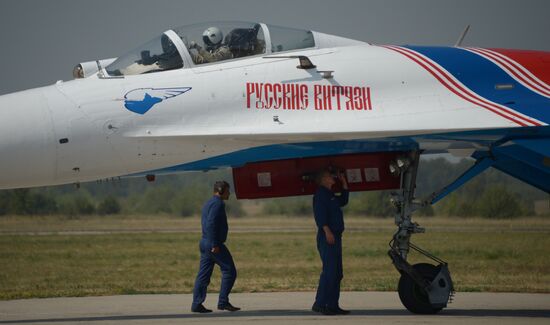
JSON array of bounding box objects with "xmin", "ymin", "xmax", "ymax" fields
[{"xmin": 0, "ymin": 158, "xmax": 547, "ymax": 218}]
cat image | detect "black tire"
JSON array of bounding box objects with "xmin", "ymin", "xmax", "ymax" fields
[{"xmin": 398, "ymin": 263, "xmax": 443, "ymax": 314}]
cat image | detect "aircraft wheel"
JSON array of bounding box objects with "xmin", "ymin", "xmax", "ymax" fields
[{"xmin": 398, "ymin": 263, "xmax": 443, "ymax": 314}]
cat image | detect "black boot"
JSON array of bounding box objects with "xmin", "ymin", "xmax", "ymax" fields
[
  {"xmin": 334, "ymin": 306, "xmax": 351, "ymax": 315},
  {"xmin": 312, "ymin": 303, "xmax": 336, "ymax": 315},
  {"xmin": 218, "ymin": 302, "xmax": 241, "ymax": 312},
  {"xmin": 191, "ymin": 304, "xmax": 212, "ymax": 313}
]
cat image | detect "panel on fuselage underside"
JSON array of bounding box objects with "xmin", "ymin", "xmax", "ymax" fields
[{"xmin": 232, "ymin": 152, "xmax": 403, "ymax": 199}]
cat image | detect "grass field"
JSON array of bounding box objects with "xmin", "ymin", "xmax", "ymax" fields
[{"xmin": 0, "ymin": 216, "xmax": 549, "ymax": 300}]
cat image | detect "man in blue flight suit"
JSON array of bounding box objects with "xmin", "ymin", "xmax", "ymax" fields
[
  {"xmin": 191, "ymin": 181, "xmax": 240, "ymax": 313},
  {"xmin": 311, "ymin": 170, "xmax": 350, "ymax": 315}
]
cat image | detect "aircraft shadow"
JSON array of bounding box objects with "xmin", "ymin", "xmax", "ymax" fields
[{"xmin": 1, "ymin": 308, "xmax": 549, "ymax": 323}]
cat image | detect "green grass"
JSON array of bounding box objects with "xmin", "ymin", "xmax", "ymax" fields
[{"xmin": 1, "ymin": 217, "xmax": 549, "ymax": 300}]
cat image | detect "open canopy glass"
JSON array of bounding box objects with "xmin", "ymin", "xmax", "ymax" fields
[{"xmin": 105, "ymin": 21, "xmax": 316, "ymax": 76}]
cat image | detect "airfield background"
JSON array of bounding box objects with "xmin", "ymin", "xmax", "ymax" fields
[
  {"xmin": 0, "ymin": 157, "xmax": 547, "ymax": 218},
  {"xmin": 0, "ymin": 0, "xmax": 548, "ymax": 217},
  {"xmin": 1, "ymin": 162, "xmax": 549, "ymax": 300},
  {"xmin": 0, "ymin": 0, "xmax": 549, "ymax": 303}
]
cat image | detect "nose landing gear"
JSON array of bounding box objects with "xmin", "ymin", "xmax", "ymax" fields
[
  {"xmin": 397, "ymin": 262, "xmax": 451, "ymax": 314},
  {"xmin": 387, "ymin": 151, "xmax": 454, "ymax": 314},
  {"xmin": 389, "ymin": 243, "xmax": 454, "ymax": 314}
]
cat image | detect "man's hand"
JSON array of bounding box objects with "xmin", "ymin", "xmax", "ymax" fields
[
  {"xmin": 338, "ymin": 172, "xmax": 348, "ymax": 190},
  {"xmin": 189, "ymin": 41, "xmax": 202, "ymax": 51},
  {"xmin": 211, "ymin": 246, "xmax": 220, "ymax": 254},
  {"xmin": 323, "ymin": 226, "xmax": 335, "ymax": 245}
]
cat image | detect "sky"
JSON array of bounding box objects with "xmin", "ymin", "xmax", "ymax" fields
[{"xmin": 0, "ymin": 0, "xmax": 548, "ymax": 95}]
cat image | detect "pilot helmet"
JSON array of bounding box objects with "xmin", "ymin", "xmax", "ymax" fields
[{"xmin": 202, "ymin": 27, "xmax": 223, "ymax": 47}]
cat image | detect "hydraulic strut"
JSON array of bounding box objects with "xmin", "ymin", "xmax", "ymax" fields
[
  {"xmin": 388, "ymin": 151, "xmax": 424, "ymax": 260},
  {"xmin": 387, "ymin": 151, "xmax": 454, "ymax": 310}
]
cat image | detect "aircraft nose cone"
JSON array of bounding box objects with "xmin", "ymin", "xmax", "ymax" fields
[{"xmin": 0, "ymin": 88, "xmax": 56, "ymax": 189}]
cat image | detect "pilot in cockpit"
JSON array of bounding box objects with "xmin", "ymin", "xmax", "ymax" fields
[{"xmin": 188, "ymin": 27, "xmax": 233, "ymax": 64}]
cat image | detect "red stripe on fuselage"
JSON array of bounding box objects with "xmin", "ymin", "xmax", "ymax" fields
[
  {"xmin": 383, "ymin": 45, "xmax": 535, "ymax": 126},
  {"xmin": 469, "ymin": 48, "xmax": 550, "ymax": 96},
  {"xmin": 489, "ymin": 49, "xmax": 550, "ymax": 85}
]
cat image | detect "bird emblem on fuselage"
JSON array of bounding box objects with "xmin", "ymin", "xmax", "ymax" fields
[{"xmin": 123, "ymin": 87, "xmax": 192, "ymax": 114}]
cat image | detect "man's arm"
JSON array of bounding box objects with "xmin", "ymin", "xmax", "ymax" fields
[
  {"xmin": 322, "ymin": 225, "xmax": 335, "ymax": 245},
  {"xmin": 336, "ymin": 173, "xmax": 349, "ymax": 206},
  {"xmin": 198, "ymin": 47, "xmax": 232, "ymax": 63},
  {"xmin": 313, "ymin": 194, "xmax": 328, "ymax": 230},
  {"xmin": 205, "ymin": 200, "xmax": 222, "ymax": 252},
  {"xmin": 190, "ymin": 50, "xmax": 207, "ymax": 64},
  {"xmin": 337, "ymin": 190, "xmax": 349, "ymax": 207},
  {"xmin": 313, "ymin": 194, "xmax": 335, "ymax": 245}
]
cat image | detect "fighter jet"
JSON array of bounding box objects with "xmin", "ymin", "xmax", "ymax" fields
[{"xmin": 0, "ymin": 21, "xmax": 548, "ymax": 314}]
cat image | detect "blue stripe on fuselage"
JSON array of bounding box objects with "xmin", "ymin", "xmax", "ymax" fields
[
  {"xmin": 133, "ymin": 138, "xmax": 419, "ymax": 176},
  {"xmin": 404, "ymin": 46, "xmax": 550, "ymax": 124},
  {"xmin": 130, "ymin": 126, "xmax": 550, "ymax": 177}
]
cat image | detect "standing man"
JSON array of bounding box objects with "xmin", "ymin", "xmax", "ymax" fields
[
  {"xmin": 312, "ymin": 170, "xmax": 350, "ymax": 315},
  {"xmin": 191, "ymin": 181, "xmax": 240, "ymax": 313}
]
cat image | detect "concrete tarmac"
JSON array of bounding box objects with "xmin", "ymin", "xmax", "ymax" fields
[{"xmin": 1, "ymin": 291, "xmax": 549, "ymax": 325}]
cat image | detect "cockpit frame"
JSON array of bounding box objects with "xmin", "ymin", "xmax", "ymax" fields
[{"xmin": 103, "ymin": 21, "xmax": 318, "ymax": 78}]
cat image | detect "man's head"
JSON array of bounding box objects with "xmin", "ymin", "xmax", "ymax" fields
[
  {"xmin": 213, "ymin": 180, "xmax": 231, "ymax": 200},
  {"xmin": 203, "ymin": 26, "xmax": 223, "ymax": 49},
  {"xmin": 316, "ymin": 170, "xmax": 335, "ymax": 190}
]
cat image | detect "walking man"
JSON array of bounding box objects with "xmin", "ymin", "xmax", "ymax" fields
[
  {"xmin": 312, "ymin": 170, "xmax": 350, "ymax": 315},
  {"xmin": 191, "ymin": 181, "xmax": 240, "ymax": 313}
]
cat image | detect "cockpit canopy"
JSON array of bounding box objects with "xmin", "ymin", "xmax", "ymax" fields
[
  {"xmin": 175, "ymin": 21, "xmax": 267, "ymax": 64},
  {"xmin": 106, "ymin": 34, "xmax": 184, "ymax": 76},
  {"xmin": 105, "ymin": 21, "xmax": 319, "ymax": 77}
]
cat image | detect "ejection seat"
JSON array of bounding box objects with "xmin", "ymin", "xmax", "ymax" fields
[{"xmin": 224, "ymin": 24, "xmax": 264, "ymax": 58}]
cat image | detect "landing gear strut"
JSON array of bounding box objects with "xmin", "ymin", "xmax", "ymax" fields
[{"xmin": 387, "ymin": 151, "xmax": 454, "ymax": 314}]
